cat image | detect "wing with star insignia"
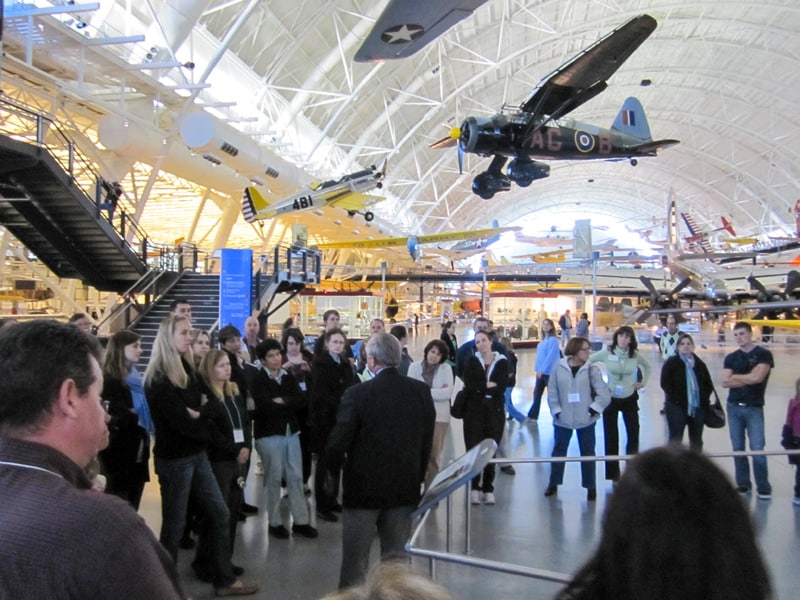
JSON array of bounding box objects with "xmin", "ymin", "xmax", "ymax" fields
[{"xmin": 354, "ymin": 0, "xmax": 489, "ymax": 62}]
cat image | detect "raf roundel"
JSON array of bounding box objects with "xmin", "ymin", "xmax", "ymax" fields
[{"xmin": 574, "ymin": 131, "xmax": 596, "ymax": 153}]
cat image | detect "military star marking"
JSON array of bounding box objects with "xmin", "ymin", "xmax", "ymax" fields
[{"xmin": 381, "ymin": 24, "xmax": 425, "ymax": 44}]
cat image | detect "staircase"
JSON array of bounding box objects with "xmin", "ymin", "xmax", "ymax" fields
[
  {"xmin": 0, "ymin": 101, "xmax": 149, "ymax": 292},
  {"xmin": 134, "ymin": 272, "xmax": 220, "ymax": 364}
]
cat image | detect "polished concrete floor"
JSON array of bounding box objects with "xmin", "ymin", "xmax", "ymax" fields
[{"xmin": 138, "ymin": 323, "xmax": 800, "ymax": 599}]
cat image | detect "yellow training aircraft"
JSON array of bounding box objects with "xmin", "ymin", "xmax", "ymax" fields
[
  {"xmin": 315, "ymin": 225, "xmax": 521, "ymax": 261},
  {"xmin": 241, "ymin": 164, "xmax": 385, "ymax": 223}
]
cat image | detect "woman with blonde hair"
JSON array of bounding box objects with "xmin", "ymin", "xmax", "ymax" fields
[
  {"xmin": 98, "ymin": 329, "xmax": 151, "ymax": 509},
  {"xmin": 191, "ymin": 349, "xmax": 252, "ymax": 582},
  {"xmin": 144, "ymin": 315, "xmax": 257, "ymax": 597},
  {"xmin": 191, "ymin": 328, "xmax": 211, "ymax": 367}
]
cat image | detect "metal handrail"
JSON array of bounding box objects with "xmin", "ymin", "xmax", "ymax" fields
[
  {"xmin": 407, "ymin": 448, "xmax": 800, "ymax": 583},
  {"xmin": 0, "ymin": 96, "xmax": 150, "ymax": 259},
  {"xmin": 94, "ymin": 269, "xmax": 172, "ymax": 333}
]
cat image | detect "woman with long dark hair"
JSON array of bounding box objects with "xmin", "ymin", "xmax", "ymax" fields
[
  {"xmin": 589, "ymin": 325, "xmax": 651, "ymax": 482},
  {"xmin": 461, "ymin": 330, "xmax": 508, "ymax": 505},
  {"xmin": 99, "ymin": 330, "xmax": 152, "ymax": 509},
  {"xmin": 556, "ymin": 446, "xmax": 770, "ymax": 600},
  {"xmin": 440, "ymin": 321, "xmax": 458, "ymax": 369}
]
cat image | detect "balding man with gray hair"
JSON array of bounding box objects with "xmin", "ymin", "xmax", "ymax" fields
[{"xmin": 326, "ymin": 333, "xmax": 435, "ymax": 589}]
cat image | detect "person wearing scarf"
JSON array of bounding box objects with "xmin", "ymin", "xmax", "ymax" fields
[{"xmin": 660, "ymin": 333, "xmax": 715, "ymax": 451}]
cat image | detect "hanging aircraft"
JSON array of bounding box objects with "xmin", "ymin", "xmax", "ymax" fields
[
  {"xmin": 314, "ymin": 225, "xmax": 521, "ymax": 261},
  {"xmin": 426, "ymin": 221, "xmax": 515, "ymax": 264},
  {"xmin": 430, "ymin": 14, "xmax": 679, "ymax": 199},
  {"xmin": 680, "ymin": 213, "xmax": 736, "ymax": 253},
  {"xmin": 354, "ymin": 0, "xmax": 489, "ymax": 62},
  {"xmin": 241, "ymin": 164, "xmax": 385, "ymax": 223}
]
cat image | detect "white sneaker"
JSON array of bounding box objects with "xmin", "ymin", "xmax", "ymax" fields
[
  {"xmin": 470, "ymin": 490, "xmax": 483, "ymax": 505},
  {"xmin": 483, "ymin": 492, "xmax": 496, "ymax": 505},
  {"xmin": 793, "ymin": 497, "xmax": 800, "ymax": 506}
]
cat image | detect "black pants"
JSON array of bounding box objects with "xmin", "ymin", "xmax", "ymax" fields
[
  {"xmin": 462, "ymin": 398, "xmax": 505, "ymax": 492},
  {"xmin": 529, "ymin": 374, "xmax": 550, "ymax": 420},
  {"xmin": 602, "ymin": 393, "xmax": 639, "ymax": 480}
]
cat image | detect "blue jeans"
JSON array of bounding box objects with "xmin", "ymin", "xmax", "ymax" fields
[
  {"xmin": 727, "ymin": 403, "xmax": 771, "ymax": 494},
  {"xmin": 549, "ymin": 423, "xmax": 597, "ymax": 490},
  {"xmin": 339, "ymin": 506, "xmax": 413, "ymax": 589},
  {"xmin": 504, "ymin": 387, "xmax": 526, "ymax": 423},
  {"xmin": 664, "ymin": 402, "xmax": 705, "ymax": 452},
  {"xmin": 154, "ymin": 452, "xmax": 235, "ymax": 588},
  {"xmin": 255, "ymin": 431, "xmax": 310, "ymax": 527}
]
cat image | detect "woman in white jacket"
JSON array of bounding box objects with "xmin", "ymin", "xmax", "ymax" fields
[
  {"xmin": 544, "ymin": 337, "xmax": 611, "ymax": 501},
  {"xmin": 408, "ymin": 339, "xmax": 453, "ymax": 488}
]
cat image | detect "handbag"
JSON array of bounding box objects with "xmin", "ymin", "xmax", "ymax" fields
[
  {"xmin": 704, "ymin": 389, "xmax": 726, "ymax": 429},
  {"xmin": 450, "ymin": 389, "xmax": 467, "ymax": 419}
]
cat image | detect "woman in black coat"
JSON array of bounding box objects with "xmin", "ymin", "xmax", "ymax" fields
[
  {"xmin": 660, "ymin": 333, "xmax": 714, "ymax": 451},
  {"xmin": 99, "ymin": 330, "xmax": 151, "ymax": 510},
  {"xmin": 440, "ymin": 320, "xmax": 458, "ymax": 369},
  {"xmin": 308, "ymin": 328, "xmax": 357, "ymax": 521},
  {"xmin": 461, "ymin": 330, "xmax": 509, "ymax": 505}
]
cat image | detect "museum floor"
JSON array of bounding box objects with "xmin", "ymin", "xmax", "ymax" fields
[{"xmin": 137, "ymin": 323, "xmax": 800, "ymax": 599}]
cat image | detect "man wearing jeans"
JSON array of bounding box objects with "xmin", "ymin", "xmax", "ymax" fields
[{"xmin": 722, "ymin": 322, "xmax": 774, "ymax": 499}]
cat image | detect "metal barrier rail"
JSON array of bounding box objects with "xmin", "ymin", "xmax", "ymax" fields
[{"xmin": 406, "ymin": 448, "xmax": 800, "ymax": 583}]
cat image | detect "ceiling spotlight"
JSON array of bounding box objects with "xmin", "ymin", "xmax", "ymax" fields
[
  {"xmin": 640, "ymin": 78, "xmax": 652, "ymax": 86},
  {"xmin": 182, "ymin": 61, "xmax": 196, "ymax": 70}
]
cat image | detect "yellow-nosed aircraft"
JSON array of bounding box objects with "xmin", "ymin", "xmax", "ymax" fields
[{"xmin": 241, "ymin": 164, "xmax": 385, "ymax": 223}]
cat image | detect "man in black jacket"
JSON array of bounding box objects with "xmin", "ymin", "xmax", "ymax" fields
[{"xmin": 326, "ymin": 333, "xmax": 435, "ymax": 589}]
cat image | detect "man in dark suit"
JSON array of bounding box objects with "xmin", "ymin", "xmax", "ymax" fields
[{"xmin": 326, "ymin": 333, "xmax": 435, "ymax": 589}]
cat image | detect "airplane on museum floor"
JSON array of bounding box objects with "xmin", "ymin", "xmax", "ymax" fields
[
  {"xmin": 354, "ymin": 0, "xmax": 489, "ymax": 62},
  {"xmin": 430, "ymin": 14, "xmax": 679, "ymax": 199},
  {"xmin": 241, "ymin": 164, "xmax": 385, "ymax": 223},
  {"xmin": 314, "ymin": 225, "xmax": 521, "ymax": 261}
]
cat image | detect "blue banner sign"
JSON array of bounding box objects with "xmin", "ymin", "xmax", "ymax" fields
[{"xmin": 219, "ymin": 249, "xmax": 253, "ymax": 334}]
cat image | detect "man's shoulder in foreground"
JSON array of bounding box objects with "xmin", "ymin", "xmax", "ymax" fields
[{"xmin": 0, "ymin": 440, "xmax": 184, "ymax": 599}]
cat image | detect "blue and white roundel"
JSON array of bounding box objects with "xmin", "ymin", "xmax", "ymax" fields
[{"xmin": 574, "ymin": 131, "xmax": 595, "ymax": 153}]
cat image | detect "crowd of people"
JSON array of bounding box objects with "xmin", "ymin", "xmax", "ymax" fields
[{"xmin": 1, "ymin": 308, "xmax": 795, "ymax": 599}]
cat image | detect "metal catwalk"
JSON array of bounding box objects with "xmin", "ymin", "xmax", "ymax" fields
[{"xmin": 138, "ymin": 323, "xmax": 800, "ymax": 599}]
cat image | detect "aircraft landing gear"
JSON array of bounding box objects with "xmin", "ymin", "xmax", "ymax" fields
[
  {"xmin": 472, "ymin": 171, "xmax": 511, "ymax": 200},
  {"xmin": 347, "ymin": 210, "xmax": 374, "ymax": 222}
]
